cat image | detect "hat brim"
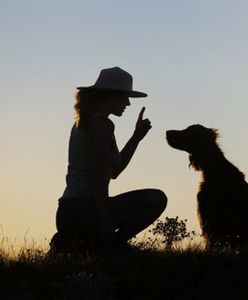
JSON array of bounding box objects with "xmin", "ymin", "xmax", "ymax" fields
[{"xmin": 76, "ymin": 86, "xmax": 147, "ymax": 98}]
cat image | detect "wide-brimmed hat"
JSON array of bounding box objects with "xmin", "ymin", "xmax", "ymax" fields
[{"xmin": 77, "ymin": 67, "xmax": 147, "ymax": 98}]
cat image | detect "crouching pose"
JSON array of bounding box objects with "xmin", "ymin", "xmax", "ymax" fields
[{"xmin": 51, "ymin": 67, "xmax": 167, "ymax": 253}]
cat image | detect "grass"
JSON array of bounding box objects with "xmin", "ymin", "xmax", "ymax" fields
[{"xmin": 1, "ymin": 236, "xmax": 248, "ymax": 300}]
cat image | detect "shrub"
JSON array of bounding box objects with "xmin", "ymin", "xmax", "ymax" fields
[{"xmin": 151, "ymin": 216, "xmax": 196, "ymax": 249}]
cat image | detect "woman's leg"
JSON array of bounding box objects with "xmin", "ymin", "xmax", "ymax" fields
[
  {"xmin": 51, "ymin": 198, "xmax": 101, "ymax": 253},
  {"xmin": 109, "ymin": 189, "xmax": 167, "ymax": 243},
  {"xmin": 56, "ymin": 198, "xmax": 100, "ymax": 238}
]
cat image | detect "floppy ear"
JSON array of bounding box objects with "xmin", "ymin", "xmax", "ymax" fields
[
  {"xmin": 189, "ymin": 128, "xmax": 220, "ymax": 171},
  {"xmin": 189, "ymin": 154, "xmax": 201, "ymax": 171}
]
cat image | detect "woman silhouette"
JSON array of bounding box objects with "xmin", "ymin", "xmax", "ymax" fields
[{"xmin": 51, "ymin": 67, "xmax": 167, "ymax": 252}]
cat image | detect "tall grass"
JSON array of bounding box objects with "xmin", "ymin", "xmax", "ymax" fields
[{"xmin": 1, "ymin": 233, "xmax": 248, "ymax": 300}]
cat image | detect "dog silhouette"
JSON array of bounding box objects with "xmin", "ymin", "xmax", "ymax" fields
[{"xmin": 166, "ymin": 124, "xmax": 248, "ymax": 249}]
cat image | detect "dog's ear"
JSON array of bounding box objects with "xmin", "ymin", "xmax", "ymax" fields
[
  {"xmin": 189, "ymin": 154, "xmax": 201, "ymax": 171},
  {"xmin": 189, "ymin": 128, "xmax": 220, "ymax": 171}
]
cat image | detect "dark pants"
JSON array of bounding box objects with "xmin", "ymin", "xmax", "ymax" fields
[{"xmin": 53, "ymin": 189, "xmax": 167, "ymax": 249}]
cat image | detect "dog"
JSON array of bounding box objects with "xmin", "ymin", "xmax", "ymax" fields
[{"xmin": 166, "ymin": 124, "xmax": 248, "ymax": 250}]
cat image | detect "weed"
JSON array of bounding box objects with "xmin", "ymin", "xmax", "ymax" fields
[{"xmin": 151, "ymin": 216, "xmax": 196, "ymax": 250}]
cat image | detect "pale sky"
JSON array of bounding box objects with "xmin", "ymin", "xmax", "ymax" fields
[{"xmin": 1, "ymin": 0, "xmax": 248, "ymax": 242}]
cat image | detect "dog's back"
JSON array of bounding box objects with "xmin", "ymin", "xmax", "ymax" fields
[{"xmin": 197, "ymin": 164, "xmax": 248, "ymax": 247}]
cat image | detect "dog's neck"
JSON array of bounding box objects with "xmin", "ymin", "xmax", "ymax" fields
[{"xmin": 189, "ymin": 143, "xmax": 224, "ymax": 173}]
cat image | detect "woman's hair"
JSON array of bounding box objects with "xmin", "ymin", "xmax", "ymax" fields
[{"xmin": 74, "ymin": 90, "xmax": 107, "ymax": 128}]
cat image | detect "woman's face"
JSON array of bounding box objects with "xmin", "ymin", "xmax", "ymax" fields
[{"xmin": 107, "ymin": 94, "xmax": 130, "ymax": 116}]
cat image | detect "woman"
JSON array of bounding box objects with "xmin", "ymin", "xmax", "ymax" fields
[{"xmin": 51, "ymin": 67, "xmax": 167, "ymax": 252}]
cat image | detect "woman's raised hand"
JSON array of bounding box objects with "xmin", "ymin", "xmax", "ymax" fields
[{"xmin": 133, "ymin": 107, "xmax": 152, "ymax": 141}]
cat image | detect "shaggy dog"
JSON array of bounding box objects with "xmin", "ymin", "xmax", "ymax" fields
[{"xmin": 166, "ymin": 124, "xmax": 248, "ymax": 249}]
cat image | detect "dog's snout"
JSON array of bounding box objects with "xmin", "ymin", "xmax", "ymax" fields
[
  {"xmin": 166, "ymin": 130, "xmax": 173, "ymax": 139},
  {"xmin": 166, "ymin": 129, "xmax": 188, "ymax": 151},
  {"xmin": 166, "ymin": 130, "xmax": 177, "ymax": 142},
  {"xmin": 166, "ymin": 130, "xmax": 178, "ymax": 148}
]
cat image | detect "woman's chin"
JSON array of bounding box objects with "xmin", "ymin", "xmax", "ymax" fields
[{"xmin": 113, "ymin": 110, "xmax": 124, "ymax": 117}]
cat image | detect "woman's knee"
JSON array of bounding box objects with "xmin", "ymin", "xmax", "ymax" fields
[{"xmin": 148, "ymin": 189, "xmax": 167, "ymax": 212}]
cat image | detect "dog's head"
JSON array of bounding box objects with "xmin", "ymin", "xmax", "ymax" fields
[{"xmin": 166, "ymin": 124, "xmax": 219, "ymax": 170}]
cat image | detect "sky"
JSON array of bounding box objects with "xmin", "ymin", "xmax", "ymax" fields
[{"xmin": 1, "ymin": 0, "xmax": 248, "ymax": 243}]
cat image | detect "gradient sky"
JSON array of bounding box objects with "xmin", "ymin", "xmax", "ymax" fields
[{"xmin": 1, "ymin": 0, "xmax": 248, "ymax": 242}]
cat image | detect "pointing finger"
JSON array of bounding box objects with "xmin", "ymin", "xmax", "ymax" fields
[{"xmin": 138, "ymin": 107, "xmax": 146, "ymax": 121}]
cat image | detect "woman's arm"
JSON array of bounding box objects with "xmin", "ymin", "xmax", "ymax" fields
[
  {"xmin": 90, "ymin": 116, "xmax": 115, "ymax": 240},
  {"xmin": 112, "ymin": 107, "xmax": 152, "ymax": 179}
]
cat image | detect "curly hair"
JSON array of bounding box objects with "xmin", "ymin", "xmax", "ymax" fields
[{"xmin": 74, "ymin": 90, "xmax": 107, "ymax": 128}]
